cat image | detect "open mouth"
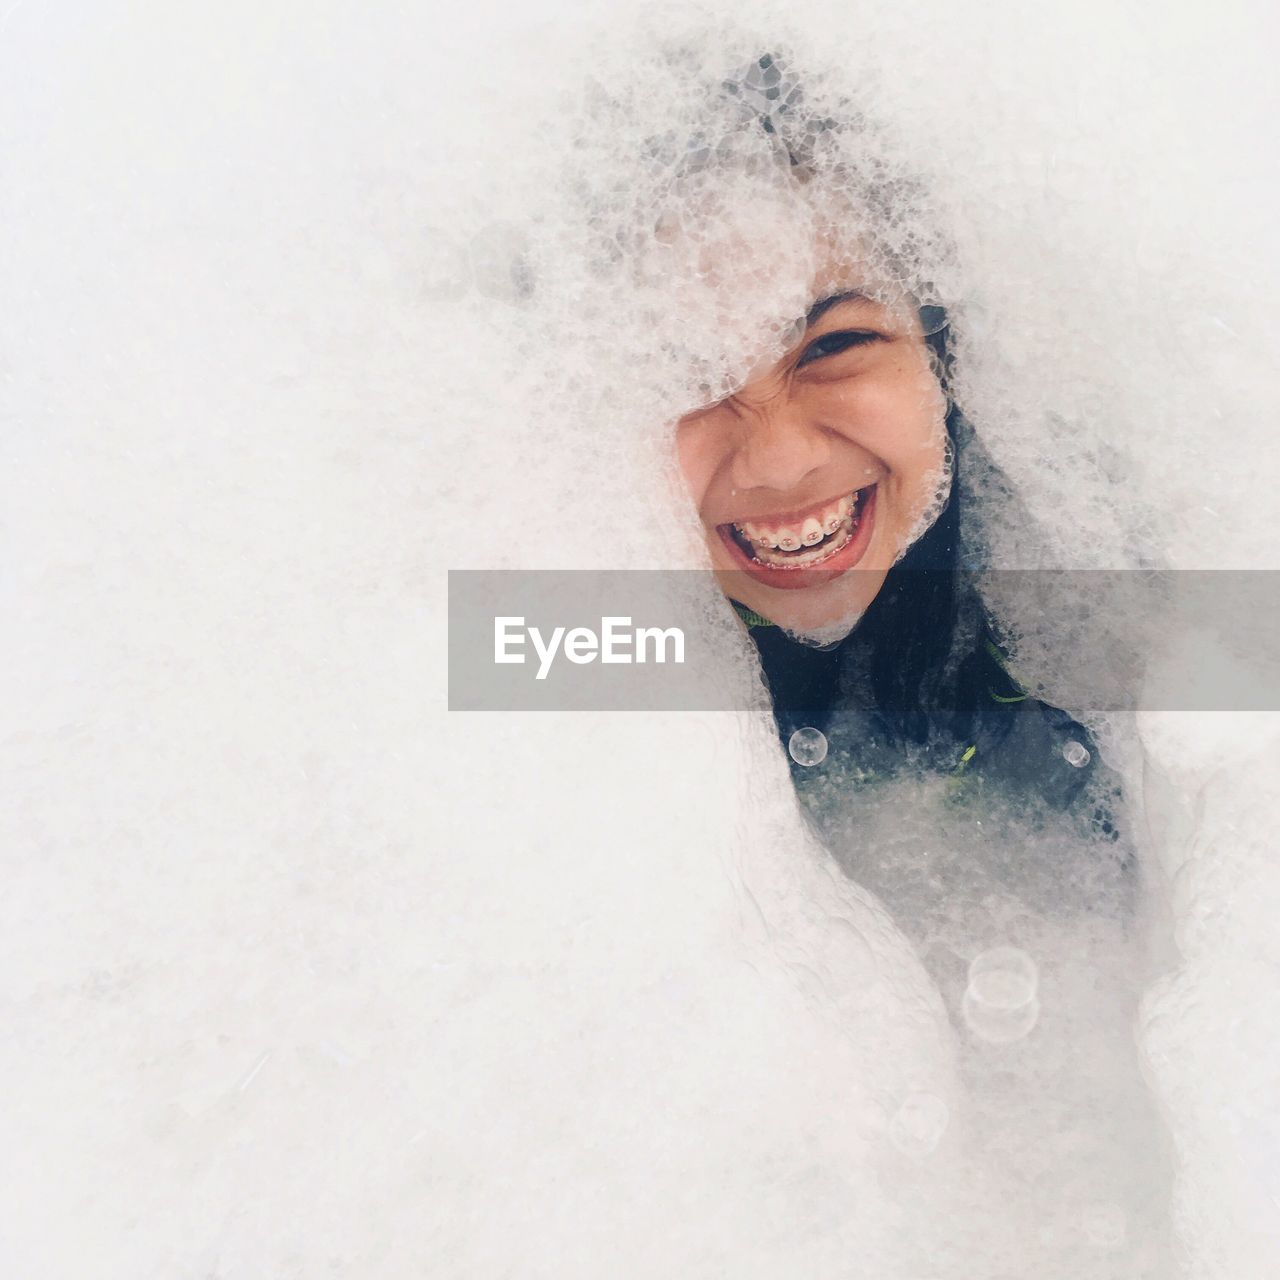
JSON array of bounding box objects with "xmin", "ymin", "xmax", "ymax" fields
[{"xmin": 715, "ymin": 484, "xmax": 878, "ymax": 590}]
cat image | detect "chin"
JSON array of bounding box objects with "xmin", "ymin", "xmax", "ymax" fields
[
  {"xmin": 768, "ymin": 577, "xmax": 884, "ymax": 638},
  {"xmin": 718, "ymin": 561, "xmax": 890, "ymax": 639},
  {"xmin": 778, "ymin": 607, "xmax": 869, "ymax": 648}
]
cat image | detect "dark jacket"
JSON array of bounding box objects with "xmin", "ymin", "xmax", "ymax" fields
[{"xmin": 743, "ymin": 604, "xmax": 1123, "ymax": 846}]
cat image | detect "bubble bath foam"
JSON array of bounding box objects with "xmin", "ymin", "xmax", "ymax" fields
[{"xmin": 2, "ymin": 1, "xmax": 1277, "ymax": 1277}]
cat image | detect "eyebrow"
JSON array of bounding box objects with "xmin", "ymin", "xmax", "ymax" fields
[{"xmin": 804, "ymin": 290, "xmax": 870, "ymax": 328}]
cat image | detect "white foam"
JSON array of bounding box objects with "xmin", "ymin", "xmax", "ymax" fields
[{"xmin": 2, "ymin": 0, "xmax": 1277, "ymax": 1276}]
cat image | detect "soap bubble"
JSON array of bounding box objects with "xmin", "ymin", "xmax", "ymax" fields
[
  {"xmin": 963, "ymin": 991, "xmax": 1040, "ymax": 1044},
  {"xmin": 1062, "ymin": 740, "xmax": 1090, "ymax": 768},
  {"xmin": 888, "ymin": 1091, "xmax": 950, "ymax": 1157},
  {"xmin": 968, "ymin": 946, "xmax": 1038, "ymax": 1007},
  {"xmin": 917, "ymin": 303, "xmax": 949, "ymax": 335},
  {"xmin": 963, "ymin": 946, "xmax": 1040, "ymax": 1044},
  {"xmin": 788, "ymin": 726, "xmax": 828, "ymax": 766}
]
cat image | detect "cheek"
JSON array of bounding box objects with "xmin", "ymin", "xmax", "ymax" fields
[
  {"xmin": 821, "ymin": 374, "xmax": 946, "ymax": 471},
  {"xmin": 674, "ymin": 422, "xmax": 725, "ymax": 513}
]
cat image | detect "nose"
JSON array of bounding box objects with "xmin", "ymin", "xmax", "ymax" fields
[{"xmin": 727, "ymin": 400, "xmax": 831, "ymax": 495}]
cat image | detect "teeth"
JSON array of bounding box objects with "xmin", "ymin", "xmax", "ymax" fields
[
  {"xmin": 741, "ymin": 522, "xmax": 778, "ymax": 548},
  {"xmin": 750, "ymin": 520, "xmax": 855, "ymax": 568},
  {"xmin": 731, "ymin": 486, "xmax": 869, "ymax": 557}
]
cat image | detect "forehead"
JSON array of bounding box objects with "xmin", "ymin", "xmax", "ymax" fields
[
  {"xmin": 804, "ymin": 219, "xmax": 905, "ymax": 301},
  {"xmin": 654, "ymin": 185, "xmax": 906, "ymax": 312},
  {"xmin": 787, "ymin": 229, "xmax": 920, "ymax": 336},
  {"xmin": 658, "ymin": 199, "xmax": 925, "ymax": 409}
]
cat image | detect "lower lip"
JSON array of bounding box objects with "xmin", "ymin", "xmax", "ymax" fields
[{"xmin": 715, "ymin": 485, "xmax": 879, "ymax": 591}]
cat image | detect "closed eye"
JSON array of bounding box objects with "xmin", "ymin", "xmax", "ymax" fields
[{"xmin": 795, "ymin": 329, "xmax": 882, "ymax": 368}]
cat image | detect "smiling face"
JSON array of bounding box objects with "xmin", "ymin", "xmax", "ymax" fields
[{"xmin": 676, "ymin": 288, "xmax": 951, "ymax": 638}]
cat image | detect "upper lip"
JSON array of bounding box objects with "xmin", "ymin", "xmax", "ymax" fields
[{"xmin": 713, "ymin": 481, "xmax": 877, "ymax": 529}]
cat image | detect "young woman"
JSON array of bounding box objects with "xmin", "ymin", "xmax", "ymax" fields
[{"xmin": 675, "ymin": 255, "xmax": 1117, "ymax": 837}]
